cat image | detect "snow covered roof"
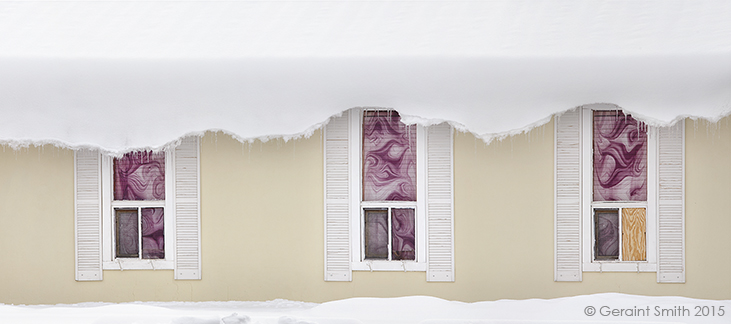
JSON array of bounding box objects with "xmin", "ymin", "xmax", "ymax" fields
[{"xmin": 1, "ymin": 1, "xmax": 730, "ymax": 152}]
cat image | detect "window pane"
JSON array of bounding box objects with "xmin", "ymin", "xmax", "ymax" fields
[
  {"xmin": 141, "ymin": 207, "xmax": 165, "ymax": 259},
  {"xmin": 115, "ymin": 209, "xmax": 139, "ymax": 258},
  {"xmin": 114, "ymin": 151, "xmax": 165, "ymax": 201},
  {"xmin": 594, "ymin": 209, "xmax": 619, "ymax": 260},
  {"xmin": 362, "ymin": 111, "xmax": 417, "ymax": 201},
  {"xmin": 392, "ymin": 208, "xmax": 415, "ymax": 261},
  {"xmin": 622, "ymin": 207, "xmax": 646, "ymax": 261},
  {"xmin": 593, "ymin": 111, "xmax": 647, "ymax": 201},
  {"xmin": 364, "ymin": 209, "xmax": 388, "ymax": 259}
]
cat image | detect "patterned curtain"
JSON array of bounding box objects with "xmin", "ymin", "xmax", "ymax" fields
[
  {"xmin": 593, "ymin": 111, "xmax": 647, "ymax": 201},
  {"xmin": 114, "ymin": 151, "xmax": 165, "ymax": 201},
  {"xmin": 141, "ymin": 208, "xmax": 165, "ymax": 259},
  {"xmin": 391, "ymin": 208, "xmax": 415, "ymax": 260},
  {"xmin": 362, "ymin": 111, "xmax": 417, "ymax": 201}
]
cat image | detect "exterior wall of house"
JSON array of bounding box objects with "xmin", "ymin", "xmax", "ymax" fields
[{"xmin": 0, "ymin": 117, "xmax": 729, "ymax": 304}]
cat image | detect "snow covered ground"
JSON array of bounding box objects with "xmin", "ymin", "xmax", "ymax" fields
[{"xmin": 1, "ymin": 294, "xmax": 728, "ymax": 324}]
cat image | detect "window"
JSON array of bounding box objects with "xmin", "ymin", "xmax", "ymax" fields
[
  {"xmin": 587, "ymin": 110, "xmax": 652, "ymax": 267},
  {"xmin": 74, "ymin": 137, "xmax": 201, "ymax": 281},
  {"xmin": 103, "ymin": 151, "xmax": 171, "ymax": 269},
  {"xmin": 324, "ymin": 108, "xmax": 454, "ymax": 282},
  {"xmin": 555, "ymin": 104, "xmax": 685, "ymax": 283},
  {"xmin": 358, "ymin": 110, "xmax": 423, "ymax": 268}
]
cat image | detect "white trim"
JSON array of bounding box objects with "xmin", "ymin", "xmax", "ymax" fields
[
  {"xmin": 348, "ymin": 109, "xmax": 361, "ymax": 270},
  {"xmin": 349, "ymin": 109, "xmax": 428, "ymax": 272},
  {"xmin": 580, "ymin": 105, "xmax": 658, "ymax": 272},
  {"xmin": 103, "ymin": 260, "xmax": 174, "ymax": 270}
]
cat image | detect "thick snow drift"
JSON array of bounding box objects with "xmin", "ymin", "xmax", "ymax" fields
[
  {"xmin": 1, "ymin": 1, "xmax": 730, "ymax": 152},
  {"xmin": 1, "ymin": 294, "xmax": 729, "ymax": 324}
]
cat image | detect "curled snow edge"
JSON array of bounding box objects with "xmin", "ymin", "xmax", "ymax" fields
[{"xmin": 1, "ymin": 105, "xmax": 728, "ymax": 155}]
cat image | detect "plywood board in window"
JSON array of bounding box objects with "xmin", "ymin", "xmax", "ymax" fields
[{"xmin": 622, "ymin": 208, "xmax": 646, "ymax": 261}]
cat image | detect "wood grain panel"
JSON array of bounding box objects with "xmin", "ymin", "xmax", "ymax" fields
[{"xmin": 622, "ymin": 208, "xmax": 646, "ymax": 261}]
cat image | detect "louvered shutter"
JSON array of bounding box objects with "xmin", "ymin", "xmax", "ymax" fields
[
  {"xmin": 74, "ymin": 149, "xmax": 103, "ymax": 281},
  {"xmin": 555, "ymin": 109, "xmax": 582, "ymax": 281},
  {"xmin": 174, "ymin": 137, "xmax": 202, "ymax": 280},
  {"xmin": 426, "ymin": 123, "xmax": 454, "ymax": 282},
  {"xmin": 324, "ymin": 111, "xmax": 352, "ymax": 281},
  {"xmin": 657, "ymin": 122, "xmax": 685, "ymax": 283}
]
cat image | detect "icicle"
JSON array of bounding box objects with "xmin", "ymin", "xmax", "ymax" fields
[{"xmin": 247, "ymin": 140, "xmax": 252, "ymax": 164}]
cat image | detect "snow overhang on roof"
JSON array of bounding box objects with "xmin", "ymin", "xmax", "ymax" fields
[{"xmin": 1, "ymin": 1, "xmax": 730, "ymax": 153}]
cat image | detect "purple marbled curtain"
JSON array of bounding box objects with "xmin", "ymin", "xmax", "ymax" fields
[
  {"xmin": 364, "ymin": 209, "xmax": 388, "ymax": 259},
  {"xmin": 594, "ymin": 210, "xmax": 619, "ymax": 260},
  {"xmin": 141, "ymin": 208, "xmax": 165, "ymax": 259},
  {"xmin": 362, "ymin": 111, "xmax": 417, "ymax": 201},
  {"xmin": 593, "ymin": 111, "xmax": 647, "ymax": 201},
  {"xmin": 391, "ymin": 208, "xmax": 415, "ymax": 261},
  {"xmin": 114, "ymin": 151, "xmax": 165, "ymax": 201}
]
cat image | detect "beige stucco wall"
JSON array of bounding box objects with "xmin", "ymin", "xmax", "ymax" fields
[{"xmin": 0, "ymin": 116, "xmax": 729, "ymax": 304}]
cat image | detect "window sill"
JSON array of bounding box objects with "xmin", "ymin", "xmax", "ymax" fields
[
  {"xmin": 583, "ymin": 262, "xmax": 657, "ymax": 272},
  {"xmin": 103, "ymin": 259, "xmax": 174, "ymax": 270},
  {"xmin": 352, "ymin": 260, "xmax": 426, "ymax": 272}
]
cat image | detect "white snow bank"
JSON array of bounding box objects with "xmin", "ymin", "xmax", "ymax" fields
[
  {"xmin": 0, "ymin": 1, "xmax": 730, "ymax": 152},
  {"xmin": 1, "ymin": 55, "xmax": 730, "ymax": 153},
  {"xmin": 1, "ymin": 294, "xmax": 729, "ymax": 324}
]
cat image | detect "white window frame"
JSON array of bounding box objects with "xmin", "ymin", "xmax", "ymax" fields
[
  {"xmin": 100, "ymin": 151, "xmax": 175, "ymax": 270},
  {"xmin": 348, "ymin": 109, "xmax": 428, "ymax": 271},
  {"xmin": 580, "ymin": 105, "xmax": 658, "ymax": 272}
]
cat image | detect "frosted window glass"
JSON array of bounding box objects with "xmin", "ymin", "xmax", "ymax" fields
[
  {"xmin": 115, "ymin": 209, "xmax": 139, "ymax": 258},
  {"xmin": 364, "ymin": 209, "xmax": 388, "ymax": 259},
  {"xmin": 594, "ymin": 209, "xmax": 619, "ymax": 260}
]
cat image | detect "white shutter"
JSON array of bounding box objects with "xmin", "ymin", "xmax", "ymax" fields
[
  {"xmin": 657, "ymin": 122, "xmax": 685, "ymax": 283},
  {"xmin": 554, "ymin": 109, "xmax": 582, "ymax": 281},
  {"xmin": 426, "ymin": 123, "xmax": 454, "ymax": 282},
  {"xmin": 74, "ymin": 149, "xmax": 103, "ymax": 281},
  {"xmin": 324, "ymin": 111, "xmax": 352, "ymax": 281},
  {"xmin": 174, "ymin": 137, "xmax": 202, "ymax": 280}
]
